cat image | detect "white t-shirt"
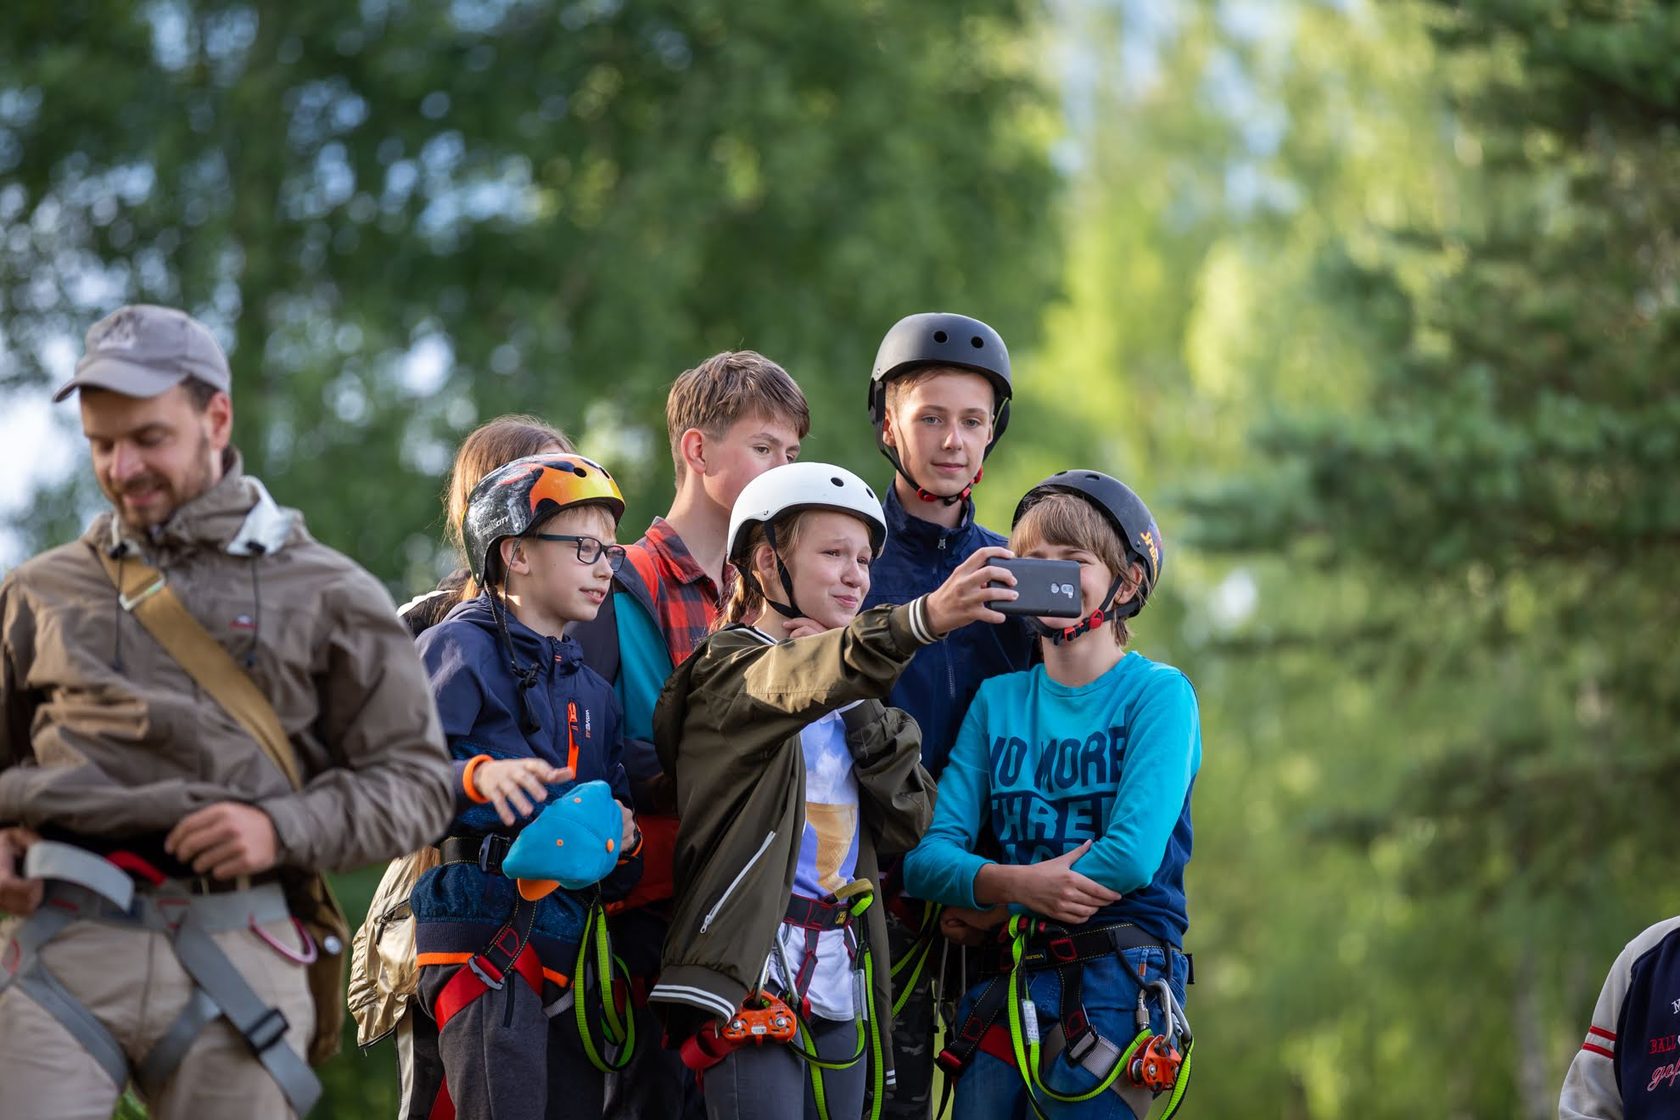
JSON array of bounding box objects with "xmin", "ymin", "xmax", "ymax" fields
[{"xmin": 769, "ymin": 709, "xmax": 862, "ymax": 1020}]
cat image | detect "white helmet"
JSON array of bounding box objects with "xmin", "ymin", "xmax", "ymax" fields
[{"xmin": 727, "ymin": 463, "xmax": 888, "ymax": 570}]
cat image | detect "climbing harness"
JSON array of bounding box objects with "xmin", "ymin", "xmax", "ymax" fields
[
  {"xmin": 421, "ymin": 831, "xmax": 636, "ymax": 1118},
  {"xmin": 680, "ymin": 883, "xmax": 885, "ymax": 1120},
  {"xmin": 0, "ymin": 840, "xmax": 323, "ymax": 1116},
  {"xmin": 937, "ymin": 916, "xmax": 1195, "ymax": 1119}
]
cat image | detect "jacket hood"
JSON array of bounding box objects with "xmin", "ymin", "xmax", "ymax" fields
[
  {"xmin": 442, "ymin": 591, "xmax": 586, "ymax": 675},
  {"xmin": 80, "ymin": 448, "xmax": 301, "ymax": 561}
]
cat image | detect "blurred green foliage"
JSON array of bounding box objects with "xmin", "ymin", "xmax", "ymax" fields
[
  {"xmin": 5, "ymin": 0, "xmax": 1678, "ymax": 1117},
  {"xmin": 1, "ymin": 0, "xmax": 1059, "ymax": 587}
]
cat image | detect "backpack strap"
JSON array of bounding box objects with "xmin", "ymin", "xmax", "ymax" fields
[
  {"xmin": 92, "ymin": 542, "xmax": 350, "ymax": 1067},
  {"xmin": 621, "ymin": 543, "xmax": 660, "ymax": 608},
  {"xmin": 95, "ymin": 545, "xmax": 301, "ymax": 788}
]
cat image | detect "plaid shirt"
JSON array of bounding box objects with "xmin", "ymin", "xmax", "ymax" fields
[{"xmin": 627, "ymin": 516, "xmax": 726, "ymax": 667}]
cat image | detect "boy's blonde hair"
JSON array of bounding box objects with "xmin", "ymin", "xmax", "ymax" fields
[
  {"xmin": 666, "ymin": 351, "xmax": 810, "ymax": 483},
  {"xmin": 1009, "ymin": 492, "xmax": 1138, "ymax": 645},
  {"xmin": 883, "ymin": 364, "xmax": 999, "ymax": 415}
]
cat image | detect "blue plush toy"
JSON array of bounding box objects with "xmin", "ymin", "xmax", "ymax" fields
[{"xmin": 501, "ymin": 779, "xmax": 624, "ymax": 900}]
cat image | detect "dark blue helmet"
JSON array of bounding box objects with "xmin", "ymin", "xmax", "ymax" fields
[{"xmin": 1013, "ymin": 470, "xmax": 1163, "ymax": 615}]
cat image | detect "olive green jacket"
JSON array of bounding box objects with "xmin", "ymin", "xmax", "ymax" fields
[{"xmin": 650, "ymin": 601, "xmax": 937, "ymax": 1082}]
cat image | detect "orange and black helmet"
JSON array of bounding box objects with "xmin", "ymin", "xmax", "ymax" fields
[{"xmin": 463, "ymin": 452, "xmax": 625, "ymax": 584}]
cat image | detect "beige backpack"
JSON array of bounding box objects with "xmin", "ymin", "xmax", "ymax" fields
[{"xmin": 346, "ymin": 845, "xmax": 439, "ymax": 1047}]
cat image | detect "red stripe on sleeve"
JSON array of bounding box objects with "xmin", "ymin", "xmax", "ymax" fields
[
  {"xmin": 1582, "ymin": 1043, "xmax": 1615, "ymax": 1060},
  {"xmin": 1588, "ymin": 1025, "xmax": 1617, "ymax": 1042}
]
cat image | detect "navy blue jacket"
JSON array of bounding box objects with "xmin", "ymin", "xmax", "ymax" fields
[
  {"xmin": 862, "ymin": 485, "xmax": 1038, "ymax": 779},
  {"xmin": 409, "ymin": 594, "xmax": 637, "ymax": 975}
]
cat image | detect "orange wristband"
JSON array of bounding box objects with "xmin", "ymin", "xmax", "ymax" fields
[{"xmin": 462, "ymin": 754, "xmax": 493, "ymax": 804}]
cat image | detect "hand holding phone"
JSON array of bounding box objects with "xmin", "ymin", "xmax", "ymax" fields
[{"xmin": 986, "ymin": 558, "xmax": 1083, "ymax": 617}]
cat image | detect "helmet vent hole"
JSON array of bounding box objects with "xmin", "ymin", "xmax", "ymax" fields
[
  {"xmin": 971, "ymin": 336, "xmax": 984, "ymax": 348},
  {"xmin": 830, "ymin": 476, "xmax": 844, "ymax": 487},
  {"xmin": 571, "ymin": 465, "xmax": 588, "ymax": 477},
  {"xmin": 932, "ymin": 330, "xmax": 948, "ymax": 344}
]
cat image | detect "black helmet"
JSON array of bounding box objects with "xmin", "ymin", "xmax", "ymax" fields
[
  {"xmin": 1014, "ymin": 469, "xmax": 1163, "ymax": 618},
  {"xmin": 868, "ymin": 312, "xmax": 1013, "ymax": 458},
  {"xmin": 463, "ymin": 452, "xmax": 626, "ymax": 585}
]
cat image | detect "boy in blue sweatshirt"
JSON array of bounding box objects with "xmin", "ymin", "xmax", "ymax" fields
[
  {"xmin": 904, "ymin": 470, "xmax": 1200, "ymax": 1120},
  {"xmin": 862, "ymin": 312, "xmax": 1038, "ymax": 1118},
  {"xmin": 410, "ymin": 452, "xmax": 642, "ymax": 1120}
]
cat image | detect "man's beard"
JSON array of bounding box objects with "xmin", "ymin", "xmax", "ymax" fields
[{"xmin": 107, "ymin": 432, "xmax": 217, "ymax": 532}]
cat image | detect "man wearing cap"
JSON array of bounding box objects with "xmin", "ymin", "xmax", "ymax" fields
[{"xmin": 0, "ymin": 304, "xmax": 454, "ymax": 1118}]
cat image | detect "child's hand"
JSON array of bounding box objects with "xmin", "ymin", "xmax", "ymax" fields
[
  {"xmin": 940, "ymin": 904, "xmax": 1008, "ymax": 947},
  {"xmin": 923, "ymin": 546, "xmax": 1016, "ymax": 637},
  {"xmin": 783, "ymin": 617, "xmax": 828, "ymax": 640},
  {"xmin": 997, "ymin": 840, "xmax": 1121, "ymax": 924},
  {"xmin": 1019, "ymin": 840, "xmax": 1122, "ymax": 923},
  {"xmin": 619, "ymin": 801, "xmax": 640, "ymax": 852},
  {"xmin": 0, "ymin": 826, "xmax": 44, "ymax": 916},
  {"xmin": 473, "ymin": 759, "xmax": 574, "ymax": 826}
]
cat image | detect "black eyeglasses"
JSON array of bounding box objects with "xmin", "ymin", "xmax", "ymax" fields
[{"xmin": 532, "ymin": 533, "xmax": 628, "ymax": 571}]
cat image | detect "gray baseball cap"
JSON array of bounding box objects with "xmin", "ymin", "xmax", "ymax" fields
[{"xmin": 53, "ymin": 304, "xmax": 232, "ymax": 403}]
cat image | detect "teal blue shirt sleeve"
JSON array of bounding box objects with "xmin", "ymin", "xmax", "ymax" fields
[
  {"xmin": 613, "ymin": 590, "xmax": 672, "ymax": 784},
  {"xmin": 1071, "ymin": 668, "xmax": 1200, "ymax": 894},
  {"xmin": 902, "ymin": 686, "xmax": 995, "ymax": 909}
]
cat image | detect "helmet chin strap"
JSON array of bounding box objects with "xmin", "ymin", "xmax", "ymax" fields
[
  {"xmin": 911, "ymin": 465, "xmax": 983, "ymax": 507},
  {"xmin": 1035, "ymin": 572, "xmax": 1136, "ymax": 646},
  {"xmin": 486, "ymin": 581, "xmax": 543, "ymax": 731},
  {"xmin": 760, "ymin": 521, "xmax": 806, "ymax": 621},
  {"xmin": 881, "ymin": 441, "xmax": 982, "ymax": 508}
]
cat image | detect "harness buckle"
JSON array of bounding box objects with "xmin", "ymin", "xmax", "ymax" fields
[
  {"xmin": 1046, "ymin": 935, "xmax": 1078, "ymax": 963},
  {"xmin": 245, "ymin": 1007, "xmax": 291, "ymax": 1054},
  {"xmin": 1061, "ymin": 1006, "xmax": 1097, "ymax": 1062},
  {"xmin": 477, "ymin": 834, "xmax": 507, "ymax": 874},
  {"xmin": 118, "ymin": 574, "xmax": 168, "ymax": 612},
  {"xmin": 467, "ymin": 956, "xmax": 507, "ymax": 991}
]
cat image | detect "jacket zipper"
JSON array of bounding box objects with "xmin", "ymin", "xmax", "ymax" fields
[
  {"xmin": 700, "ymin": 830, "xmax": 777, "ymax": 934},
  {"xmin": 566, "ymin": 700, "xmax": 580, "ymax": 774}
]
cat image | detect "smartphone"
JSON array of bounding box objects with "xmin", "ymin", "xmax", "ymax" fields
[{"xmin": 985, "ymin": 557, "xmax": 1084, "ymax": 618}]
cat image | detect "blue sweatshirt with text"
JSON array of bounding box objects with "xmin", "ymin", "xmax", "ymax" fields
[{"xmin": 902, "ymin": 652, "xmax": 1200, "ymax": 946}]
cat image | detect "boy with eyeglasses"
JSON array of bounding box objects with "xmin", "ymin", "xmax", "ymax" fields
[{"xmin": 408, "ymin": 452, "xmax": 643, "ymax": 1120}]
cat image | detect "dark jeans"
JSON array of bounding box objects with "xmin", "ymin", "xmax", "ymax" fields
[
  {"xmin": 702, "ymin": 1015, "xmax": 868, "ymax": 1120},
  {"xmin": 418, "ymin": 964, "xmax": 604, "ymax": 1120}
]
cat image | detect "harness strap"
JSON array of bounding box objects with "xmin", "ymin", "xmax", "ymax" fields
[
  {"xmin": 936, "ymin": 971, "xmax": 1011, "ymax": 1077},
  {"xmin": 3, "ymin": 900, "xmax": 130, "ymax": 1086},
  {"xmin": 3, "ymin": 875, "xmax": 316, "ymax": 1112},
  {"xmin": 430, "ymin": 900, "xmax": 542, "ymax": 1033},
  {"xmin": 888, "ymin": 899, "xmax": 941, "ymax": 1017},
  {"xmin": 438, "ymin": 834, "xmax": 513, "ymax": 875},
  {"xmin": 784, "ymin": 893, "xmax": 855, "ymax": 931},
  {"xmin": 168, "ymin": 898, "xmax": 322, "ymax": 1116},
  {"xmin": 431, "ymin": 942, "xmax": 544, "ymax": 1033},
  {"xmin": 137, "ymin": 988, "xmax": 220, "ymax": 1092},
  {"xmin": 940, "ymin": 919, "xmax": 1196, "ymax": 1118},
  {"xmin": 24, "ymin": 840, "xmax": 135, "ymax": 911},
  {"xmin": 15, "ymin": 958, "xmax": 132, "ymax": 1086},
  {"xmin": 571, "ymin": 897, "xmax": 636, "ymax": 1073}
]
